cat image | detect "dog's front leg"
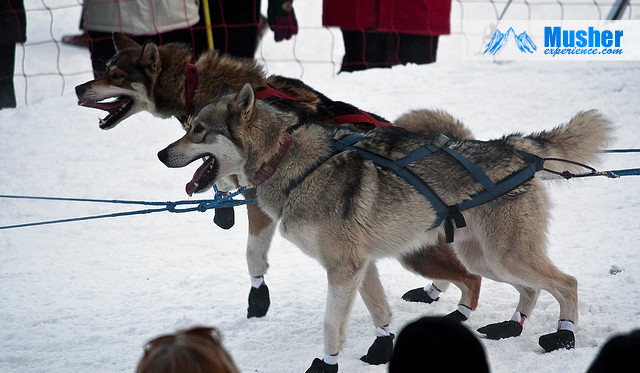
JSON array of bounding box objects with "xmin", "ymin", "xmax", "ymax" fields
[
  {"xmin": 245, "ymin": 194, "xmax": 277, "ymax": 318},
  {"xmin": 306, "ymin": 260, "xmax": 368, "ymax": 373},
  {"xmin": 358, "ymin": 261, "xmax": 394, "ymax": 365}
]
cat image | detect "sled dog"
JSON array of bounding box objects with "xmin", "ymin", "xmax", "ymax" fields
[
  {"xmin": 75, "ymin": 33, "xmax": 480, "ymax": 320},
  {"xmin": 158, "ymin": 83, "xmax": 611, "ymax": 371}
]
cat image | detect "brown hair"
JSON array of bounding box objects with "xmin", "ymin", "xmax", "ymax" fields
[{"xmin": 136, "ymin": 326, "xmax": 241, "ymax": 373}]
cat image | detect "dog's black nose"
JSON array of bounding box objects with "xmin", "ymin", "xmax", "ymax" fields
[
  {"xmin": 75, "ymin": 83, "xmax": 85, "ymax": 97},
  {"xmin": 157, "ymin": 149, "xmax": 169, "ymax": 163}
]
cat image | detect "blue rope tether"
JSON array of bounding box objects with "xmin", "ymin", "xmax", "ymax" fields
[
  {"xmin": 603, "ymin": 149, "xmax": 640, "ymax": 153},
  {"xmin": 0, "ymin": 187, "xmax": 257, "ymax": 230},
  {"xmin": 542, "ymin": 157, "xmax": 639, "ymax": 179},
  {"xmin": 541, "ymin": 148, "xmax": 640, "ymax": 179},
  {"xmin": 2, "ymin": 149, "xmax": 639, "ymax": 230}
]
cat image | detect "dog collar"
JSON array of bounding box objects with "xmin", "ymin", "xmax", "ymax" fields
[
  {"xmin": 251, "ymin": 131, "xmax": 293, "ymax": 186},
  {"xmin": 178, "ymin": 63, "xmax": 199, "ymax": 128}
]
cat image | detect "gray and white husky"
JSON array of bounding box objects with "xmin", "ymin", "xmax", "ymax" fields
[{"xmin": 158, "ymin": 83, "xmax": 611, "ymax": 372}]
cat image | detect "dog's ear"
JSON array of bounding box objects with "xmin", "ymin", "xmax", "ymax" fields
[
  {"xmin": 235, "ymin": 83, "xmax": 255, "ymax": 123},
  {"xmin": 137, "ymin": 40, "xmax": 161, "ymax": 74},
  {"xmin": 112, "ymin": 32, "xmax": 140, "ymax": 51}
]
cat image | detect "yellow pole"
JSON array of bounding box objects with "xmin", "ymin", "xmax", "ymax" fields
[{"xmin": 202, "ymin": 0, "xmax": 215, "ymax": 50}]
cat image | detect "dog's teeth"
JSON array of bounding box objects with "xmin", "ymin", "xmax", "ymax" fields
[{"xmin": 193, "ymin": 182, "xmax": 199, "ymax": 188}]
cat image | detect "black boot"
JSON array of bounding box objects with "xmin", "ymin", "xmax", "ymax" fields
[
  {"xmin": 444, "ymin": 309, "xmax": 468, "ymax": 322},
  {"xmin": 360, "ymin": 334, "xmax": 394, "ymax": 365},
  {"xmin": 401, "ymin": 287, "xmax": 439, "ymax": 303},
  {"xmin": 539, "ymin": 330, "xmax": 575, "ymax": 352},
  {"xmin": 305, "ymin": 358, "xmax": 338, "ymax": 373},
  {"xmin": 477, "ymin": 320, "xmax": 523, "ymax": 340},
  {"xmin": 247, "ymin": 283, "xmax": 270, "ymax": 318},
  {"xmin": 213, "ymin": 207, "xmax": 235, "ymax": 229}
]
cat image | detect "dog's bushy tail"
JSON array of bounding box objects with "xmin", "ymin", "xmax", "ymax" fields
[
  {"xmin": 505, "ymin": 110, "xmax": 613, "ymax": 176},
  {"xmin": 394, "ymin": 109, "xmax": 474, "ymax": 141}
]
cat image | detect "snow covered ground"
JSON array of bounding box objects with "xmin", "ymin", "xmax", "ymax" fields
[{"xmin": 1, "ymin": 1, "xmax": 639, "ymax": 372}]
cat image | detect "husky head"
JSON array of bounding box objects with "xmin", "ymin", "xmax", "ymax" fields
[
  {"xmin": 75, "ymin": 33, "xmax": 163, "ymax": 129},
  {"xmin": 157, "ymin": 83, "xmax": 260, "ymax": 196}
]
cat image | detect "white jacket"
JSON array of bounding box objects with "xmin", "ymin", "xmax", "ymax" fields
[{"xmin": 83, "ymin": 0, "xmax": 200, "ymax": 35}]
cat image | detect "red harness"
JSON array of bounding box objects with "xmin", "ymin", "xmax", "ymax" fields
[
  {"xmin": 181, "ymin": 67, "xmax": 390, "ymax": 129},
  {"xmin": 332, "ymin": 111, "xmax": 391, "ymax": 128},
  {"xmin": 254, "ymin": 84, "xmax": 392, "ymax": 128},
  {"xmin": 254, "ymin": 84, "xmax": 298, "ymax": 101}
]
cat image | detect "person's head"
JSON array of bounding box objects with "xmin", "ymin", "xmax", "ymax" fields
[
  {"xmin": 586, "ymin": 329, "xmax": 640, "ymax": 373},
  {"xmin": 389, "ymin": 316, "xmax": 489, "ymax": 373},
  {"xmin": 136, "ymin": 326, "xmax": 241, "ymax": 373}
]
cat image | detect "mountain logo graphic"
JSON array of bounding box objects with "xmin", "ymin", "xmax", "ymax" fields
[{"xmin": 484, "ymin": 27, "xmax": 537, "ymax": 55}]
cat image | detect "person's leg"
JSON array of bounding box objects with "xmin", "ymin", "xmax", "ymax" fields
[
  {"xmin": 209, "ymin": 0, "xmax": 262, "ymax": 59},
  {"xmin": 0, "ymin": 44, "xmax": 17, "ymax": 109},
  {"xmin": 87, "ymin": 31, "xmax": 118, "ymax": 77},
  {"xmin": 397, "ymin": 33, "xmax": 439, "ymax": 65},
  {"xmin": 340, "ymin": 30, "xmax": 396, "ymax": 72}
]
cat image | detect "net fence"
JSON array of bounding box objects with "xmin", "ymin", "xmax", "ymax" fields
[{"xmin": 5, "ymin": 0, "xmax": 634, "ymax": 106}]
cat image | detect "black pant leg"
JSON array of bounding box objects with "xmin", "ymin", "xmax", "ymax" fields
[
  {"xmin": 340, "ymin": 30, "xmax": 396, "ymax": 72},
  {"xmin": 209, "ymin": 0, "xmax": 262, "ymax": 59},
  {"xmin": 397, "ymin": 34, "xmax": 439, "ymax": 65},
  {"xmin": 0, "ymin": 44, "xmax": 17, "ymax": 109}
]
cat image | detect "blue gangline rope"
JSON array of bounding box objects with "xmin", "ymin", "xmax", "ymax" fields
[
  {"xmin": 0, "ymin": 187, "xmax": 257, "ymax": 230},
  {"xmin": 604, "ymin": 149, "xmax": 640, "ymax": 153},
  {"xmin": 1, "ymin": 149, "xmax": 639, "ymax": 230}
]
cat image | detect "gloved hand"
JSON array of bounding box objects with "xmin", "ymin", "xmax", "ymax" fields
[{"xmin": 268, "ymin": 0, "xmax": 298, "ymax": 42}]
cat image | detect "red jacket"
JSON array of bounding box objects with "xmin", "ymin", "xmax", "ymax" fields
[{"xmin": 322, "ymin": 0, "xmax": 451, "ymax": 35}]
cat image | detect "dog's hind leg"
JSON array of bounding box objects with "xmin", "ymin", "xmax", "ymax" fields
[
  {"xmin": 476, "ymin": 285, "xmax": 539, "ymax": 340},
  {"xmin": 464, "ymin": 192, "xmax": 578, "ymax": 352},
  {"xmin": 535, "ymin": 265, "xmax": 578, "ymax": 352},
  {"xmin": 245, "ymin": 194, "xmax": 278, "ymax": 318},
  {"xmin": 358, "ymin": 262, "xmax": 394, "ymax": 365},
  {"xmin": 399, "ymin": 238, "xmax": 481, "ymax": 321}
]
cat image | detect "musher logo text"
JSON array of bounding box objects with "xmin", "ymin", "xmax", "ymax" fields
[{"xmin": 544, "ymin": 26, "xmax": 623, "ymax": 57}]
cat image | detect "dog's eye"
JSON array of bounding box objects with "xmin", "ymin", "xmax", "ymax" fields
[
  {"xmin": 193, "ymin": 125, "xmax": 205, "ymax": 134},
  {"xmin": 112, "ymin": 72, "xmax": 124, "ymax": 80}
]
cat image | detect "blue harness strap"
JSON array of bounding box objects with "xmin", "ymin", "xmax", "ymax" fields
[
  {"xmin": 334, "ymin": 135, "xmax": 451, "ymax": 231},
  {"xmin": 457, "ymin": 151, "xmax": 544, "ymax": 212},
  {"xmin": 331, "ymin": 134, "xmax": 546, "ymax": 242}
]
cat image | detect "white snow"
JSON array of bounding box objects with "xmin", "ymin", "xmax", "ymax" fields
[{"xmin": 1, "ymin": 1, "xmax": 639, "ymax": 372}]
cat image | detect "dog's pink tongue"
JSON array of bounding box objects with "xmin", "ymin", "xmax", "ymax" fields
[
  {"xmin": 185, "ymin": 159, "xmax": 213, "ymax": 196},
  {"xmin": 185, "ymin": 181, "xmax": 196, "ymax": 197}
]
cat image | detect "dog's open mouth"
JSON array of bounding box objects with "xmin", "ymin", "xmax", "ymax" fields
[
  {"xmin": 77, "ymin": 96, "xmax": 134, "ymax": 129},
  {"xmin": 186, "ymin": 156, "xmax": 219, "ymax": 196}
]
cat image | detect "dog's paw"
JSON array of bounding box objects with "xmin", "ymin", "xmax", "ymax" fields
[
  {"xmin": 360, "ymin": 334, "xmax": 394, "ymax": 365},
  {"xmin": 539, "ymin": 330, "xmax": 575, "ymax": 352},
  {"xmin": 443, "ymin": 310, "xmax": 468, "ymax": 322},
  {"xmin": 305, "ymin": 358, "xmax": 338, "ymax": 373},
  {"xmin": 477, "ymin": 320, "xmax": 523, "ymax": 340},
  {"xmin": 401, "ymin": 287, "xmax": 439, "ymax": 303},
  {"xmin": 213, "ymin": 207, "xmax": 235, "ymax": 229},
  {"xmin": 247, "ymin": 283, "xmax": 270, "ymax": 318}
]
